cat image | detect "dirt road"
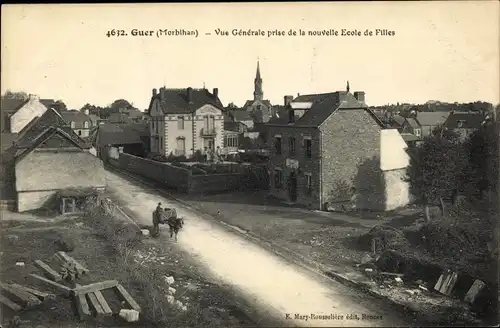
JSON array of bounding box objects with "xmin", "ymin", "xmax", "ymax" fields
[{"xmin": 105, "ymin": 169, "xmax": 413, "ymax": 327}]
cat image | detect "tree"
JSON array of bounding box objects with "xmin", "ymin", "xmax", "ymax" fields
[
  {"xmin": 51, "ymin": 100, "xmax": 67, "ymax": 112},
  {"xmin": 464, "ymin": 108, "xmax": 499, "ymax": 202},
  {"xmin": 406, "ymin": 126, "xmax": 467, "ymax": 220},
  {"xmin": 110, "ymin": 99, "xmax": 136, "ymax": 113},
  {"xmin": 2, "ymin": 90, "xmax": 28, "ymax": 100}
]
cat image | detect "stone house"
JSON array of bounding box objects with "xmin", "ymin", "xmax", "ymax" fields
[
  {"xmin": 414, "ymin": 111, "xmax": 450, "ymax": 137},
  {"xmin": 13, "ymin": 108, "xmax": 106, "ymax": 212},
  {"xmin": 147, "ymin": 87, "xmax": 225, "ymax": 158},
  {"xmin": 401, "ymin": 117, "xmax": 422, "ymax": 138},
  {"xmin": 1, "ymin": 95, "xmax": 55, "ymax": 133},
  {"xmin": 91, "ymin": 122, "xmax": 149, "ymax": 161},
  {"xmin": 266, "ymin": 87, "xmax": 392, "ymax": 210},
  {"xmin": 226, "ymin": 110, "xmax": 254, "ymax": 130},
  {"xmin": 60, "ymin": 110, "xmax": 93, "ymax": 137}
]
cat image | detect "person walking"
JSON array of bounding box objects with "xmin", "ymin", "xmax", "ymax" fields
[
  {"xmin": 152, "ymin": 202, "xmax": 162, "ymax": 236},
  {"xmin": 215, "ymin": 146, "xmax": 222, "ymax": 163},
  {"xmin": 203, "ymin": 147, "xmax": 208, "ymax": 162}
]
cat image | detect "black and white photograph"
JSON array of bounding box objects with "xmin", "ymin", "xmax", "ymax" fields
[{"xmin": 0, "ymin": 2, "xmax": 499, "ymax": 327}]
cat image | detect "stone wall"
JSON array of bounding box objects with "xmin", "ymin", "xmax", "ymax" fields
[
  {"xmin": 321, "ymin": 109, "xmax": 382, "ymax": 209},
  {"xmin": 112, "ymin": 153, "xmax": 267, "ymax": 194},
  {"xmin": 117, "ymin": 153, "xmax": 190, "ymax": 192},
  {"xmin": 267, "ymin": 125, "xmax": 321, "ymax": 209}
]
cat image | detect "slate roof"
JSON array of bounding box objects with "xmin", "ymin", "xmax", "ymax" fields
[
  {"xmin": 0, "ymin": 98, "xmax": 55, "ymax": 113},
  {"xmin": 392, "ymin": 115, "xmax": 406, "ymax": 126},
  {"xmin": 293, "ymin": 93, "xmax": 338, "ymax": 103},
  {"xmin": 265, "ymin": 91, "xmax": 383, "ymax": 128},
  {"xmin": 1, "ymin": 133, "xmax": 18, "ymax": 153},
  {"xmin": 295, "ymin": 92, "xmax": 375, "ymax": 127},
  {"xmin": 415, "ymin": 112, "xmax": 450, "ymax": 126},
  {"xmin": 224, "ymin": 121, "xmax": 248, "ymax": 132},
  {"xmin": 229, "ymin": 110, "xmax": 253, "ymax": 122},
  {"xmin": 406, "ymin": 118, "xmax": 420, "ymax": 129},
  {"xmin": 95, "ymin": 122, "xmax": 149, "ymax": 146},
  {"xmin": 444, "ymin": 112, "xmax": 485, "ymax": 129},
  {"xmin": 242, "ymin": 99, "xmax": 272, "ymax": 109},
  {"xmin": 148, "ymin": 88, "xmax": 223, "ymax": 115},
  {"xmin": 108, "ymin": 113, "xmax": 133, "ymax": 124},
  {"xmin": 60, "ymin": 111, "xmax": 92, "ymax": 130},
  {"xmin": 400, "ymin": 133, "xmax": 420, "ymax": 142},
  {"xmin": 15, "ymin": 108, "xmax": 90, "ymax": 150}
]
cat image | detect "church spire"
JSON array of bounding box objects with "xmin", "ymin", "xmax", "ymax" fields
[{"xmin": 253, "ymin": 59, "xmax": 263, "ymax": 101}]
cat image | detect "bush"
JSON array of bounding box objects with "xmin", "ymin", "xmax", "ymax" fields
[
  {"xmin": 167, "ymin": 152, "xmax": 187, "ymax": 163},
  {"xmin": 358, "ymin": 225, "xmax": 409, "ymax": 254},
  {"xmin": 189, "ymin": 150, "xmax": 205, "ymax": 162}
]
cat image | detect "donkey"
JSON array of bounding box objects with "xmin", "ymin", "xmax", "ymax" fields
[{"xmin": 167, "ymin": 217, "xmax": 185, "ymax": 241}]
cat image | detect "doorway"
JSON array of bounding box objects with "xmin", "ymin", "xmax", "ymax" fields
[
  {"xmin": 204, "ymin": 138, "xmax": 215, "ymax": 150},
  {"xmin": 288, "ymin": 171, "xmax": 298, "ymax": 202}
]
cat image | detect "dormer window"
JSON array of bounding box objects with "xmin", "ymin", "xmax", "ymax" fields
[
  {"xmin": 457, "ymin": 120, "xmax": 466, "ymax": 128},
  {"xmin": 70, "ymin": 121, "xmax": 75, "ymax": 128},
  {"xmin": 84, "ymin": 121, "xmax": 89, "ymax": 129}
]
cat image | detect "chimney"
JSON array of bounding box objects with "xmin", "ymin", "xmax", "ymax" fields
[
  {"xmin": 187, "ymin": 87, "xmax": 193, "ymax": 103},
  {"xmin": 28, "ymin": 94, "xmax": 39, "ymax": 101},
  {"xmin": 213, "ymin": 88, "xmax": 219, "ymax": 99},
  {"xmin": 353, "ymin": 91, "xmax": 365, "ymax": 103},
  {"xmin": 160, "ymin": 87, "xmax": 166, "ymax": 101},
  {"xmin": 152, "ymin": 88, "xmax": 157, "ymax": 97},
  {"xmin": 284, "ymin": 95, "xmax": 293, "ymax": 106}
]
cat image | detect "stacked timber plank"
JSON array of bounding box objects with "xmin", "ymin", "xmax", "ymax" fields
[
  {"xmin": 71, "ymin": 280, "xmax": 141, "ymax": 320},
  {"xmin": 0, "ymin": 281, "xmax": 55, "ymax": 312},
  {"xmin": 1, "ymin": 252, "xmax": 141, "ymax": 321},
  {"xmin": 52, "ymin": 251, "xmax": 90, "ymax": 280},
  {"xmin": 25, "ymin": 252, "xmax": 141, "ymax": 321}
]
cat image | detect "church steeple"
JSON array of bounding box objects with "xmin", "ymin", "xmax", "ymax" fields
[{"xmin": 253, "ymin": 59, "xmax": 263, "ymax": 101}]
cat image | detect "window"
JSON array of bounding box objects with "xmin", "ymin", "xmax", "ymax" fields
[
  {"xmin": 152, "ymin": 120, "xmax": 155, "ymax": 132},
  {"xmin": 178, "ymin": 116, "xmax": 185, "ymax": 129},
  {"xmin": 204, "ymin": 115, "xmax": 215, "ymax": 131},
  {"xmin": 160, "ymin": 136, "xmax": 163, "ymax": 150},
  {"xmin": 305, "ymin": 174, "xmax": 312, "ymax": 196},
  {"xmin": 84, "ymin": 121, "xmax": 89, "ymax": 129},
  {"xmin": 70, "ymin": 121, "xmax": 75, "ymax": 129},
  {"xmin": 274, "ymin": 169, "xmax": 283, "ymax": 189},
  {"xmin": 225, "ymin": 136, "xmax": 238, "ymax": 148},
  {"xmin": 274, "ymin": 137, "xmax": 282, "ymax": 154},
  {"xmin": 289, "ymin": 137, "xmax": 296, "ymax": 155},
  {"xmin": 78, "ymin": 130, "xmax": 82, "ymax": 136},
  {"xmin": 304, "ymin": 138, "xmax": 312, "ymax": 158},
  {"xmin": 155, "ymin": 119, "xmax": 159, "ymax": 134},
  {"xmin": 414, "ymin": 128, "xmax": 421, "ymax": 137}
]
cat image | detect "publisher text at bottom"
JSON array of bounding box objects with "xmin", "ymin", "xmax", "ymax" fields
[{"xmin": 285, "ymin": 313, "xmax": 384, "ymax": 321}]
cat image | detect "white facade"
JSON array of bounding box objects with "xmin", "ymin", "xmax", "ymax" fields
[{"xmin": 149, "ymin": 99, "xmax": 225, "ymax": 158}]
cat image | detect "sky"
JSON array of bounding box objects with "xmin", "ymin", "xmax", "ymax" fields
[{"xmin": 1, "ymin": 2, "xmax": 499, "ymax": 111}]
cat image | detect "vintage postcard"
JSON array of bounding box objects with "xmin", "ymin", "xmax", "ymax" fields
[{"xmin": 0, "ymin": 2, "xmax": 498, "ymax": 327}]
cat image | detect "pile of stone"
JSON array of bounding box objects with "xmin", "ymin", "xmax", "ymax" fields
[{"xmin": 163, "ymin": 275, "xmax": 188, "ymax": 312}]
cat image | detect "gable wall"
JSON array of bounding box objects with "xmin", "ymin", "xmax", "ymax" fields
[{"xmin": 10, "ymin": 100, "xmax": 48, "ymax": 133}]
